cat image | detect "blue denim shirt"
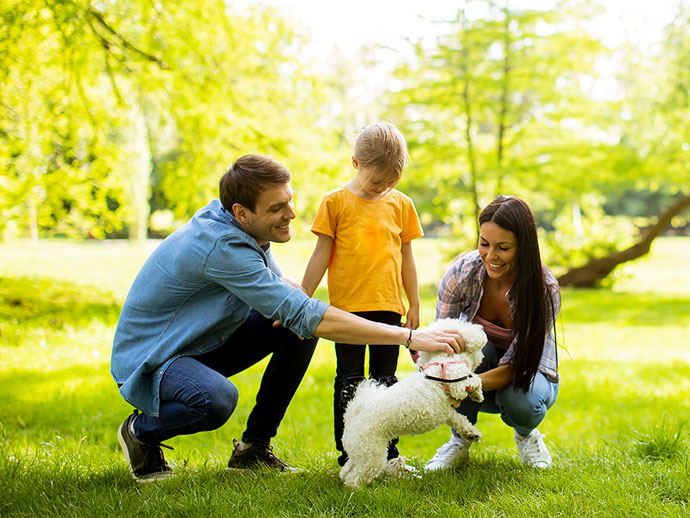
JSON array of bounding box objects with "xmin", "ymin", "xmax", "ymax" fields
[{"xmin": 111, "ymin": 199, "xmax": 329, "ymax": 416}]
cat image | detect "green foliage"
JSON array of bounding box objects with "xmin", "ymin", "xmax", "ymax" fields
[
  {"xmin": 0, "ymin": 0, "xmax": 142, "ymax": 238},
  {"xmin": 0, "ymin": 0, "xmax": 351, "ymax": 240},
  {"xmin": 2, "ymin": 0, "xmax": 690, "ymax": 276},
  {"xmin": 541, "ymin": 194, "xmax": 638, "ymax": 276},
  {"xmin": 388, "ymin": 1, "xmax": 690, "ymax": 276},
  {"xmin": 391, "ymin": 0, "xmax": 612, "ymax": 238}
]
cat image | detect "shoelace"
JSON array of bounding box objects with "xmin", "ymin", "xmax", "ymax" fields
[
  {"xmin": 264, "ymin": 445, "xmax": 288, "ymax": 468},
  {"xmin": 436, "ymin": 441, "xmax": 462, "ymax": 456},
  {"xmin": 142, "ymin": 442, "xmax": 173, "ymax": 471},
  {"xmin": 521, "ymin": 433, "xmax": 548, "ymax": 459}
]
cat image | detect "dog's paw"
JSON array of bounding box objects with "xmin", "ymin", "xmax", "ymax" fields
[
  {"xmin": 463, "ymin": 429, "xmax": 482, "ymax": 442},
  {"xmin": 469, "ymin": 388, "xmax": 484, "ymax": 403}
]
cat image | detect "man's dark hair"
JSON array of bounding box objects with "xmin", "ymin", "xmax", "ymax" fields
[{"xmin": 219, "ymin": 154, "xmax": 291, "ymax": 213}]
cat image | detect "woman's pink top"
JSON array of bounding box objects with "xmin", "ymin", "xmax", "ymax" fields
[{"xmin": 472, "ymin": 313, "xmax": 512, "ymax": 350}]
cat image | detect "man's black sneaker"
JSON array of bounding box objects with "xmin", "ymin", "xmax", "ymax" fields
[
  {"xmin": 117, "ymin": 411, "xmax": 174, "ymax": 482},
  {"xmin": 226, "ymin": 438, "xmax": 298, "ymax": 472}
]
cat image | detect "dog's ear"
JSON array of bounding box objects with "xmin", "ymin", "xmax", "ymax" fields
[
  {"xmin": 459, "ymin": 324, "xmax": 487, "ymax": 352},
  {"xmin": 415, "ymin": 350, "xmax": 431, "ymax": 368}
]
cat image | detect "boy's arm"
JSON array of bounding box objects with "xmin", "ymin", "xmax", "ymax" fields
[
  {"xmin": 401, "ymin": 240, "xmax": 420, "ymax": 329},
  {"xmin": 301, "ymin": 233, "xmax": 334, "ymax": 297}
]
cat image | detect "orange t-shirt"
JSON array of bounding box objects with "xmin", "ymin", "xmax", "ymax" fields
[{"xmin": 311, "ymin": 186, "xmax": 423, "ymax": 315}]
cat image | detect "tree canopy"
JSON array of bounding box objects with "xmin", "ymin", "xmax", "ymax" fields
[
  {"xmin": 1, "ymin": 0, "xmax": 350, "ymax": 239},
  {"xmin": 1, "ymin": 0, "xmax": 688, "ymax": 286}
]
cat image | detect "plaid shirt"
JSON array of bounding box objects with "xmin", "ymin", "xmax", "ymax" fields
[{"xmin": 436, "ymin": 250, "xmax": 561, "ymax": 382}]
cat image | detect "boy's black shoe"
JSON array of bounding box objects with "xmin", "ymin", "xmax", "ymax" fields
[
  {"xmin": 117, "ymin": 411, "xmax": 173, "ymax": 482},
  {"xmin": 226, "ymin": 438, "xmax": 297, "ymax": 472}
]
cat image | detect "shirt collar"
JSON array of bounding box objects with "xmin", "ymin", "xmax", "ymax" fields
[{"xmin": 219, "ymin": 201, "xmax": 270, "ymax": 253}]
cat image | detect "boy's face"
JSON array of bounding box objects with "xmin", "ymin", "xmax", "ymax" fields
[
  {"xmin": 233, "ymin": 182, "xmax": 295, "ymax": 245},
  {"xmin": 352, "ymin": 157, "xmax": 400, "ymax": 200}
]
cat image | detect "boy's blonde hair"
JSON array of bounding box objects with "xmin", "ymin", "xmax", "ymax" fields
[{"xmin": 354, "ymin": 122, "xmax": 408, "ymax": 180}]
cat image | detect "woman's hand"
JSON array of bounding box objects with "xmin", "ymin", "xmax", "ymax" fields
[{"xmin": 408, "ymin": 327, "xmax": 466, "ymax": 355}]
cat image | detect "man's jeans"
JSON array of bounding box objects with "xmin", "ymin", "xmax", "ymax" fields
[
  {"xmin": 453, "ymin": 340, "xmax": 559, "ymax": 438},
  {"xmin": 134, "ymin": 309, "xmax": 319, "ymax": 446}
]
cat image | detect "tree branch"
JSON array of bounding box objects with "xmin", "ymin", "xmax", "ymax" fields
[
  {"xmin": 558, "ymin": 194, "xmax": 690, "ymax": 287},
  {"xmin": 87, "ymin": 8, "xmax": 168, "ymax": 69}
]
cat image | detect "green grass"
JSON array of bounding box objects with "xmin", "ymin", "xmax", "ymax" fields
[{"xmin": 1, "ymin": 237, "xmax": 690, "ymax": 517}]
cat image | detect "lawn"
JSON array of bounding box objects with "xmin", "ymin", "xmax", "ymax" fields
[{"xmin": 1, "ymin": 236, "xmax": 689, "ymax": 517}]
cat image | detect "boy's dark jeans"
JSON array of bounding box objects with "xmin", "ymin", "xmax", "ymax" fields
[{"xmin": 333, "ymin": 310, "xmax": 401, "ymax": 465}]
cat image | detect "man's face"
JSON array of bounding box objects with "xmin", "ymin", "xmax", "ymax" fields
[{"xmin": 235, "ymin": 182, "xmax": 296, "ymax": 245}]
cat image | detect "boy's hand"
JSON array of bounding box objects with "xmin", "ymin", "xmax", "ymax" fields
[
  {"xmin": 282, "ymin": 276, "xmax": 307, "ymax": 294},
  {"xmin": 404, "ymin": 306, "xmax": 420, "ymax": 330}
]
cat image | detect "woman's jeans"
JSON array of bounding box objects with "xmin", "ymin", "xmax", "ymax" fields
[
  {"xmin": 453, "ymin": 340, "xmax": 559, "ymax": 438},
  {"xmin": 134, "ymin": 309, "xmax": 318, "ymax": 446}
]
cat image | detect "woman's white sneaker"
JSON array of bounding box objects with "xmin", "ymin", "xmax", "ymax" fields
[
  {"xmin": 514, "ymin": 429, "xmax": 552, "ymax": 468},
  {"xmin": 424, "ymin": 437, "xmax": 471, "ymax": 471}
]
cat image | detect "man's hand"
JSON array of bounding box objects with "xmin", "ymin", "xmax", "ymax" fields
[{"xmin": 408, "ymin": 327, "xmax": 466, "ymax": 355}]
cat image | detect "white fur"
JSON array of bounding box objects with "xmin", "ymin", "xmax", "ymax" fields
[{"xmin": 339, "ymin": 319, "xmax": 487, "ymax": 488}]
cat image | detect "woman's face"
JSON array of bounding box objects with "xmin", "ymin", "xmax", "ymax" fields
[{"xmin": 478, "ymin": 221, "xmax": 519, "ymax": 284}]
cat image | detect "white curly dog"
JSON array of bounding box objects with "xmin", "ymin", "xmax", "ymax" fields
[{"xmin": 339, "ymin": 319, "xmax": 487, "ymax": 488}]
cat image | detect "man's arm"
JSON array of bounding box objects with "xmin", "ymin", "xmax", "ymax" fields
[
  {"xmin": 314, "ymin": 306, "xmax": 465, "ymax": 354},
  {"xmin": 301, "ymin": 234, "xmax": 334, "ymax": 297},
  {"xmin": 401, "ymin": 241, "xmax": 420, "ymax": 329}
]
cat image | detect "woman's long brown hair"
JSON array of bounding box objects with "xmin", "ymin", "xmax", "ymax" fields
[{"xmin": 479, "ymin": 196, "xmax": 547, "ymax": 392}]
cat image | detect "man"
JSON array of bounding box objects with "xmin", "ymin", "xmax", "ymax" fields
[{"xmin": 112, "ymin": 154, "xmax": 463, "ymax": 481}]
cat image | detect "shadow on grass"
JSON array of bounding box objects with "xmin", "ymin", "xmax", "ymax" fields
[
  {"xmin": 0, "ymin": 276, "xmax": 121, "ymax": 333},
  {"xmin": 3, "ymin": 358, "xmax": 688, "ymax": 449},
  {"xmin": 0, "ymin": 362, "xmax": 269, "ymax": 446},
  {"xmin": 5, "ymin": 448, "xmax": 686, "ymax": 517},
  {"xmin": 0, "ymin": 453, "xmax": 531, "ymax": 518}
]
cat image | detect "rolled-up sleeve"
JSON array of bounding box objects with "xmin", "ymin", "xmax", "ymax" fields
[{"xmin": 204, "ymin": 235, "xmax": 328, "ymax": 338}]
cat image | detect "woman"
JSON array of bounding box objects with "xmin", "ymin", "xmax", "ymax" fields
[{"xmin": 425, "ymin": 195, "xmax": 560, "ymax": 470}]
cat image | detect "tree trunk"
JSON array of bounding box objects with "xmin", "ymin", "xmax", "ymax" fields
[
  {"xmin": 462, "ymin": 61, "xmax": 480, "ymax": 240},
  {"xmin": 125, "ymin": 98, "xmax": 152, "ymax": 242},
  {"xmin": 460, "ymin": 16, "xmax": 480, "ymax": 241},
  {"xmin": 558, "ymin": 194, "xmax": 690, "ymax": 287},
  {"xmin": 28, "ymin": 198, "xmax": 39, "ymax": 242},
  {"xmin": 495, "ymin": 4, "xmax": 510, "ymax": 195}
]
